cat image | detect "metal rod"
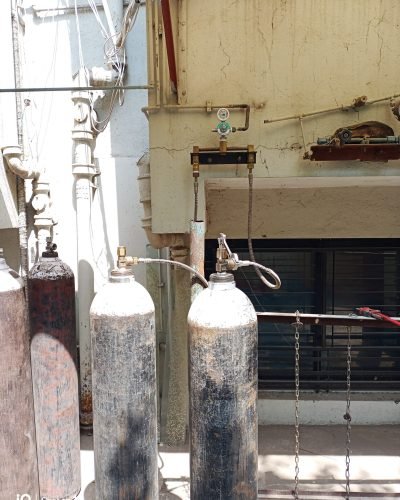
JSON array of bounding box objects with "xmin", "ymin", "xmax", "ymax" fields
[
  {"xmin": 0, "ymin": 84, "xmax": 153, "ymax": 93},
  {"xmin": 32, "ymin": 1, "xmax": 145, "ymax": 13},
  {"xmin": 258, "ymin": 489, "xmax": 400, "ymax": 498},
  {"xmin": 263, "ymin": 93, "xmax": 400, "ymax": 124},
  {"xmin": 256, "ymin": 311, "xmax": 400, "ymax": 328},
  {"xmin": 189, "ymin": 220, "xmax": 205, "ymax": 303}
]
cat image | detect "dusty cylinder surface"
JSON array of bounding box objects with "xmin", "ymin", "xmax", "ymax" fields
[
  {"xmin": 188, "ymin": 272, "xmax": 258, "ymax": 500},
  {"xmin": 0, "ymin": 257, "xmax": 39, "ymax": 500},
  {"xmin": 90, "ymin": 271, "xmax": 158, "ymax": 500},
  {"xmin": 29, "ymin": 254, "xmax": 81, "ymax": 500}
]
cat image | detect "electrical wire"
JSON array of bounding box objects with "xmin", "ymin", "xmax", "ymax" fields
[
  {"xmin": 88, "ymin": 0, "xmax": 109, "ymax": 39},
  {"xmin": 89, "ymin": 1, "xmax": 139, "ymax": 130},
  {"xmin": 115, "ymin": 0, "xmax": 140, "ymax": 49}
]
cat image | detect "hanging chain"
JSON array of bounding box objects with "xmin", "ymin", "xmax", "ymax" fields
[
  {"xmin": 292, "ymin": 310, "xmax": 302, "ymax": 500},
  {"xmin": 344, "ymin": 325, "xmax": 352, "ymax": 500}
]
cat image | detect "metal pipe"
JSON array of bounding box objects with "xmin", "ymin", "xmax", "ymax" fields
[
  {"xmin": 32, "ymin": 1, "xmax": 145, "ymax": 13},
  {"xmin": 256, "ymin": 311, "xmax": 400, "ymax": 328},
  {"xmin": 72, "ymin": 69, "xmax": 96, "ymax": 427},
  {"xmin": 0, "ymin": 84, "xmax": 153, "ymax": 93},
  {"xmin": 189, "ymin": 220, "xmax": 205, "ymax": 303},
  {"xmin": 263, "ymin": 93, "xmax": 400, "ymax": 124},
  {"xmin": 101, "ymin": 0, "xmax": 122, "ymax": 41},
  {"xmin": 11, "ymin": 5, "xmax": 29, "ymax": 283},
  {"xmin": 142, "ymin": 103, "xmax": 250, "ymax": 130},
  {"xmin": 177, "ymin": 0, "xmax": 188, "ymax": 104},
  {"xmin": 165, "ymin": 246, "xmax": 191, "ymax": 445},
  {"xmin": 157, "ymin": 0, "xmax": 164, "ymax": 108}
]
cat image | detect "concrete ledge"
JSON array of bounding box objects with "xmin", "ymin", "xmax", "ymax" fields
[{"xmin": 259, "ymin": 399, "xmax": 400, "ymax": 425}]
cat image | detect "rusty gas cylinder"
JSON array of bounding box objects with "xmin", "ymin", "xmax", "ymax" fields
[
  {"xmin": 0, "ymin": 252, "xmax": 39, "ymax": 500},
  {"xmin": 188, "ymin": 272, "xmax": 258, "ymax": 500},
  {"xmin": 29, "ymin": 242, "xmax": 81, "ymax": 499},
  {"xmin": 90, "ymin": 267, "xmax": 158, "ymax": 499}
]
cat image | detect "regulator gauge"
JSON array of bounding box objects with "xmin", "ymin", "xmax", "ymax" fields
[{"xmin": 217, "ymin": 108, "xmax": 230, "ymax": 122}]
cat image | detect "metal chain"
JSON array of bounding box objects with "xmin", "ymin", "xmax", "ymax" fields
[
  {"xmin": 292, "ymin": 311, "xmax": 302, "ymax": 500},
  {"xmin": 344, "ymin": 325, "xmax": 352, "ymax": 500}
]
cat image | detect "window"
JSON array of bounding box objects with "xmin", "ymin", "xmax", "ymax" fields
[{"xmin": 205, "ymin": 239, "xmax": 400, "ymax": 391}]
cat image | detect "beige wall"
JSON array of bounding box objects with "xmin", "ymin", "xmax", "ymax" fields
[
  {"xmin": 206, "ymin": 178, "xmax": 400, "ymax": 239},
  {"xmin": 148, "ymin": 0, "xmax": 400, "ymax": 237}
]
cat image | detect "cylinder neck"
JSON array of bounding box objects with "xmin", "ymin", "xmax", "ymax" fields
[
  {"xmin": 209, "ymin": 272, "xmax": 235, "ymax": 290},
  {"xmin": 110, "ymin": 267, "xmax": 134, "ymax": 283}
]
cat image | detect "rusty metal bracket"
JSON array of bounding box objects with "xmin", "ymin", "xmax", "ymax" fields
[{"xmin": 305, "ymin": 144, "xmax": 400, "ymax": 162}]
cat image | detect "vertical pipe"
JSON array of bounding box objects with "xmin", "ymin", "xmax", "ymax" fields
[
  {"xmin": 75, "ymin": 175, "xmax": 95, "ymax": 427},
  {"xmin": 101, "ymin": 0, "xmax": 123, "ymax": 39},
  {"xmin": 189, "ymin": 220, "xmax": 205, "ymax": 303},
  {"xmin": 72, "ymin": 70, "xmax": 96, "ymax": 427},
  {"xmin": 177, "ymin": 0, "xmax": 188, "ymax": 104},
  {"xmin": 11, "ymin": 4, "xmax": 29, "ymax": 281},
  {"xmin": 165, "ymin": 246, "xmax": 190, "ymax": 445}
]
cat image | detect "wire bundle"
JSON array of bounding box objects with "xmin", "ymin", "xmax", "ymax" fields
[{"xmin": 75, "ymin": 0, "xmax": 141, "ymax": 133}]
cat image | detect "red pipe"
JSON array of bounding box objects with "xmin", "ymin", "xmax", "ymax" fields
[
  {"xmin": 161, "ymin": 0, "xmax": 178, "ymax": 93},
  {"xmin": 356, "ymin": 307, "xmax": 400, "ymax": 327}
]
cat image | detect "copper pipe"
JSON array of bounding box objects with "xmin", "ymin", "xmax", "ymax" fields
[{"xmin": 142, "ymin": 103, "xmax": 250, "ymax": 131}]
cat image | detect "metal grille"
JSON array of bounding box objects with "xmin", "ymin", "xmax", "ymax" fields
[{"xmin": 205, "ymin": 239, "xmax": 400, "ymax": 391}]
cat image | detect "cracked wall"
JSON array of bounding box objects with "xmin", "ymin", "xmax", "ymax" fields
[{"xmin": 148, "ymin": 0, "xmax": 400, "ymax": 237}]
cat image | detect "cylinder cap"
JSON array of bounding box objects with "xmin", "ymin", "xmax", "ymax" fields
[{"xmin": 42, "ymin": 240, "xmax": 58, "ymax": 258}]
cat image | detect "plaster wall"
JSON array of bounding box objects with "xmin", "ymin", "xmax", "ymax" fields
[{"xmin": 148, "ymin": 0, "xmax": 400, "ymax": 237}]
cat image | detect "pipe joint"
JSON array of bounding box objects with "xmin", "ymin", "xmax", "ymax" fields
[
  {"xmin": 89, "ymin": 67, "xmax": 119, "ymax": 87},
  {"xmin": 117, "ymin": 246, "xmax": 139, "ymax": 269},
  {"xmin": 72, "ymin": 164, "xmax": 96, "ymax": 178},
  {"xmin": 2, "ymin": 145, "xmax": 39, "ymax": 179}
]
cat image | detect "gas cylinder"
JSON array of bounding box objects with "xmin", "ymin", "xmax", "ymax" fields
[
  {"xmin": 29, "ymin": 242, "xmax": 81, "ymax": 499},
  {"xmin": 188, "ymin": 271, "xmax": 258, "ymax": 500},
  {"xmin": 90, "ymin": 267, "xmax": 158, "ymax": 500},
  {"xmin": 0, "ymin": 252, "xmax": 39, "ymax": 500}
]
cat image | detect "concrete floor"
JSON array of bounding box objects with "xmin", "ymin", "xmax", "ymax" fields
[{"xmin": 77, "ymin": 425, "xmax": 400, "ymax": 499}]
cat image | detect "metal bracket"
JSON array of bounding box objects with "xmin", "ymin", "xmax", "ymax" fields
[{"xmin": 190, "ymin": 145, "xmax": 256, "ymax": 166}]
